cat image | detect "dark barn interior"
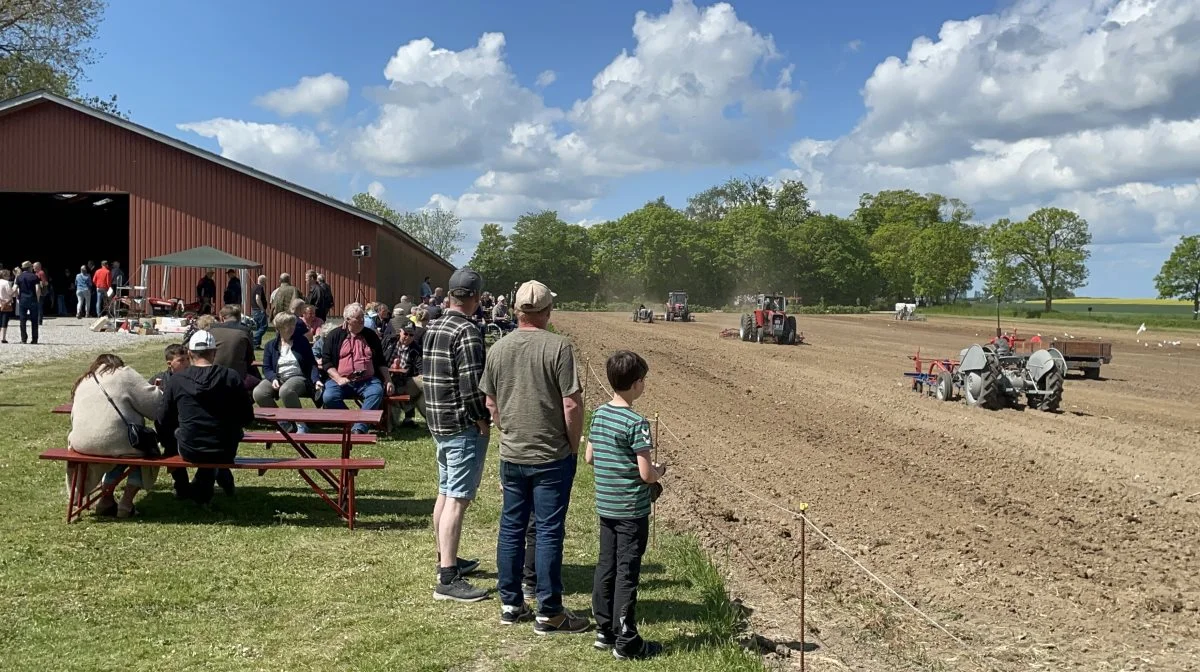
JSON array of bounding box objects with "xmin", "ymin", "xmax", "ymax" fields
[{"xmin": 1, "ymin": 192, "xmax": 130, "ymax": 286}]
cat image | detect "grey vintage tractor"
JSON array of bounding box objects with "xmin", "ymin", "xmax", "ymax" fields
[
  {"xmin": 631, "ymin": 305, "xmax": 655, "ymax": 323},
  {"xmin": 954, "ymin": 342, "xmax": 1067, "ymax": 411}
]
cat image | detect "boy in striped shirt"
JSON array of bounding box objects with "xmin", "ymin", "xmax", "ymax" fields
[{"xmin": 585, "ymin": 350, "xmax": 665, "ymax": 660}]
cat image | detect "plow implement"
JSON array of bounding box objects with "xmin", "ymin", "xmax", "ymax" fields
[{"xmin": 722, "ymin": 327, "xmax": 805, "ymax": 344}]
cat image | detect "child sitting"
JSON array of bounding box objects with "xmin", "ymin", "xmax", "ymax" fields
[{"xmin": 585, "ymin": 350, "xmax": 666, "ymax": 660}]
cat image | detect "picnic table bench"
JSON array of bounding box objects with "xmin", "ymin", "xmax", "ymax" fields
[
  {"xmin": 40, "ymin": 449, "xmax": 384, "ymax": 529},
  {"xmin": 48, "ymin": 405, "xmax": 385, "ymax": 528}
]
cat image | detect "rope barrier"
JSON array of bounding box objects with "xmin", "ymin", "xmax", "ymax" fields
[{"xmin": 583, "ymin": 358, "xmax": 999, "ymax": 671}]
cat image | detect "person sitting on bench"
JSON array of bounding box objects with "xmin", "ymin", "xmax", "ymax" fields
[
  {"xmin": 384, "ymin": 323, "xmax": 427, "ymax": 428},
  {"xmin": 253, "ymin": 312, "xmax": 320, "ymax": 433},
  {"xmin": 319, "ymin": 302, "xmax": 393, "ymax": 434},
  {"xmin": 157, "ymin": 330, "xmax": 255, "ymax": 504},
  {"xmin": 67, "ymin": 353, "xmax": 163, "ymax": 518},
  {"xmin": 150, "ymin": 343, "xmax": 194, "ymax": 498}
]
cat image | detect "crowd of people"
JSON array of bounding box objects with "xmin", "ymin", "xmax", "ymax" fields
[{"xmin": 62, "ymin": 267, "xmax": 666, "ymax": 660}]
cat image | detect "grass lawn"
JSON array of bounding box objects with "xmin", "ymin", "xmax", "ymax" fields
[{"xmin": 0, "ymin": 344, "xmax": 760, "ymax": 672}]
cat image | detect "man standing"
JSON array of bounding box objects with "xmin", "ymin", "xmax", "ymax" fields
[
  {"xmin": 420, "ymin": 276, "xmax": 433, "ymax": 302},
  {"xmin": 319, "ymin": 303, "xmax": 393, "ymax": 434},
  {"xmin": 423, "ymin": 268, "xmax": 490, "ymax": 602},
  {"xmin": 223, "ymin": 269, "xmax": 242, "ymax": 307},
  {"xmin": 15, "ymin": 262, "xmax": 41, "ymax": 344},
  {"xmin": 210, "ymin": 305, "xmax": 257, "ymax": 389},
  {"xmin": 92, "ymin": 260, "xmax": 112, "ymax": 318},
  {"xmin": 111, "ymin": 261, "xmax": 126, "ymax": 292},
  {"xmin": 314, "ymin": 273, "xmax": 334, "ymax": 321},
  {"xmin": 270, "ymin": 273, "xmax": 300, "ymax": 320},
  {"xmin": 251, "ymin": 275, "xmax": 269, "ymax": 349},
  {"xmin": 74, "ymin": 265, "xmax": 91, "ymax": 319},
  {"xmin": 196, "ymin": 270, "xmax": 217, "ymax": 315},
  {"xmin": 480, "ymin": 280, "xmax": 588, "ymax": 632}
]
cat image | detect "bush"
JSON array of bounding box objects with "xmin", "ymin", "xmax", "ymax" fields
[{"xmin": 794, "ymin": 305, "xmax": 870, "ymax": 315}]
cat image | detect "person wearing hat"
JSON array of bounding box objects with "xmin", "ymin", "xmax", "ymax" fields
[
  {"xmin": 422, "ymin": 267, "xmax": 490, "ymax": 602},
  {"xmin": 480, "ymin": 279, "xmax": 589, "ymax": 633},
  {"xmin": 157, "ymin": 329, "xmax": 255, "ymax": 504},
  {"xmin": 383, "ymin": 322, "xmax": 426, "ymax": 427}
]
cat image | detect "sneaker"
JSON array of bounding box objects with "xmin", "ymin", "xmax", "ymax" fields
[
  {"xmin": 534, "ymin": 609, "xmax": 591, "ymax": 635},
  {"xmin": 295, "ymin": 422, "xmax": 309, "ymax": 434},
  {"xmin": 433, "ymin": 577, "xmax": 488, "ymax": 603},
  {"xmin": 436, "ymin": 556, "xmax": 481, "ymax": 576},
  {"xmin": 613, "ymin": 641, "xmax": 664, "ymax": 661},
  {"xmin": 594, "ymin": 631, "xmax": 615, "ymax": 651},
  {"xmin": 215, "ymin": 469, "xmax": 236, "ymax": 496},
  {"xmin": 499, "ymin": 602, "xmax": 533, "ymax": 625}
]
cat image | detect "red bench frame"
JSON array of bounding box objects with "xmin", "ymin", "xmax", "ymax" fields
[{"xmin": 41, "ymin": 449, "xmax": 385, "ymax": 529}]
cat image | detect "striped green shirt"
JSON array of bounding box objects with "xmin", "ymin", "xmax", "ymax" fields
[{"xmin": 589, "ymin": 403, "xmax": 653, "ymax": 520}]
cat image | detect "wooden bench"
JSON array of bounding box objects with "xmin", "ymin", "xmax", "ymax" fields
[{"xmin": 40, "ymin": 448, "xmax": 385, "ymax": 529}]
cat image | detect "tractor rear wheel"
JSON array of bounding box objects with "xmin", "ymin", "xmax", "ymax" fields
[
  {"xmin": 1036, "ymin": 369, "xmax": 1063, "ymax": 412},
  {"xmin": 965, "ymin": 359, "xmax": 1003, "ymax": 410},
  {"xmin": 784, "ymin": 316, "xmax": 798, "ymax": 345},
  {"xmin": 739, "ymin": 314, "xmax": 753, "ymax": 341}
]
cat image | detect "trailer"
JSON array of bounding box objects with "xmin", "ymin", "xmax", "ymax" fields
[{"xmin": 1012, "ymin": 337, "xmax": 1112, "ymax": 379}]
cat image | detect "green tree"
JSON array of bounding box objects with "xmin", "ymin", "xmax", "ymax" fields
[
  {"xmin": 588, "ymin": 218, "xmax": 644, "ymax": 302},
  {"xmin": 506, "ymin": 210, "xmax": 594, "ymax": 301},
  {"xmin": 684, "ymin": 176, "xmax": 772, "ymax": 221},
  {"xmin": 988, "ymin": 207, "xmax": 1091, "ymax": 311},
  {"xmin": 720, "ymin": 204, "xmax": 790, "ymax": 295},
  {"xmin": 790, "ymin": 214, "xmax": 876, "ymax": 305},
  {"xmin": 401, "ymin": 208, "xmax": 465, "ymax": 260},
  {"xmin": 1, "ymin": 0, "xmax": 127, "ymax": 117},
  {"xmin": 773, "ymin": 179, "xmax": 813, "ymax": 228},
  {"xmin": 1154, "ymin": 234, "xmax": 1200, "ymax": 319},
  {"xmin": 979, "ymin": 220, "xmax": 1034, "ymax": 301},
  {"xmin": 351, "ymin": 193, "xmax": 464, "ymax": 260},
  {"xmin": 467, "ymin": 223, "xmax": 513, "ymax": 294},
  {"xmin": 623, "ymin": 200, "xmax": 734, "ymax": 306},
  {"xmin": 910, "ymin": 221, "xmax": 981, "ymax": 302}
]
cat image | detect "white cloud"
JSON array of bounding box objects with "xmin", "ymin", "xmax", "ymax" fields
[
  {"xmin": 845, "ymin": 39, "xmax": 863, "ymax": 52},
  {"xmin": 253, "ymin": 73, "xmax": 350, "ymax": 117},
  {"xmin": 781, "ymin": 0, "xmax": 1200, "ymax": 251},
  {"xmin": 367, "ymin": 180, "xmax": 386, "ymax": 199},
  {"xmin": 177, "ymin": 118, "xmax": 341, "ymax": 180},
  {"xmin": 535, "ymin": 69, "xmax": 557, "ymax": 87}
]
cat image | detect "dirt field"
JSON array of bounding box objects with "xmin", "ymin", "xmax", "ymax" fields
[{"xmin": 555, "ymin": 311, "xmax": 1200, "ymax": 671}]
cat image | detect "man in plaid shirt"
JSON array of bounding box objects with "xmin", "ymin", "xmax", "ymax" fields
[{"xmin": 423, "ymin": 267, "xmax": 491, "ymax": 602}]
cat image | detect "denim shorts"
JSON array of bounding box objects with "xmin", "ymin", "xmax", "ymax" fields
[{"xmin": 434, "ymin": 425, "xmax": 489, "ymax": 500}]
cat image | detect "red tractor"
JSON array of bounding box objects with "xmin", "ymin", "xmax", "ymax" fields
[
  {"xmin": 739, "ymin": 293, "xmax": 799, "ymax": 344},
  {"xmin": 664, "ymin": 290, "xmax": 693, "ymax": 322}
]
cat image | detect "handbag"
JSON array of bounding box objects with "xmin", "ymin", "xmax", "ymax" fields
[{"xmin": 91, "ymin": 374, "xmax": 161, "ymax": 458}]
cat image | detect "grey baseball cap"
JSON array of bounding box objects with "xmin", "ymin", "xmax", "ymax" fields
[{"xmin": 448, "ymin": 268, "xmax": 483, "ymax": 296}]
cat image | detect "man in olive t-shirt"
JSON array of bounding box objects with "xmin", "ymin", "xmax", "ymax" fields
[{"xmin": 479, "ymin": 279, "xmax": 589, "ymax": 633}]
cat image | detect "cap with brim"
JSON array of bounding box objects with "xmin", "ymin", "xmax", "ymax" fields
[
  {"xmin": 515, "ymin": 280, "xmax": 555, "ymax": 312},
  {"xmin": 448, "ymin": 268, "xmax": 483, "ymax": 296},
  {"xmin": 188, "ymin": 329, "xmax": 216, "ymax": 351}
]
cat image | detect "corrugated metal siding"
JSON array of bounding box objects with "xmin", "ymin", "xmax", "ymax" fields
[
  {"xmin": 0, "ymin": 101, "xmax": 453, "ymax": 309},
  {"xmin": 375, "ymin": 227, "xmax": 453, "ymax": 304}
]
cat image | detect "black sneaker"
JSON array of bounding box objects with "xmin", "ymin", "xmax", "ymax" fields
[
  {"xmin": 215, "ymin": 469, "xmax": 235, "ymax": 496},
  {"xmin": 435, "ymin": 556, "xmax": 481, "ymax": 576},
  {"xmin": 533, "ymin": 609, "xmax": 590, "ymax": 635},
  {"xmin": 614, "ymin": 641, "xmax": 664, "ymax": 660},
  {"xmin": 594, "ymin": 631, "xmax": 615, "ymax": 651},
  {"xmin": 433, "ymin": 577, "xmax": 488, "ymax": 603},
  {"xmin": 499, "ymin": 602, "xmax": 533, "ymax": 625}
]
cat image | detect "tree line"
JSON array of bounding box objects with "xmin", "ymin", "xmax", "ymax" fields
[{"xmin": 458, "ymin": 176, "xmax": 1126, "ymax": 313}]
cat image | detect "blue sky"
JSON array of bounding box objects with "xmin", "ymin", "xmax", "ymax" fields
[{"xmin": 82, "ymin": 0, "xmax": 1200, "ymax": 298}]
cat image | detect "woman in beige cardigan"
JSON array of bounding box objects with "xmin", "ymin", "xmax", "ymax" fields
[{"xmin": 68, "ymin": 354, "xmax": 163, "ymax": 518}]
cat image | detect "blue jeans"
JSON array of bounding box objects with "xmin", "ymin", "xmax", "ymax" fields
[
  {"xmin": 497, "ymin": 453, "xmax": 577, "ymax": 615},
  {"xmin": 94, "ymin": 290, "xmax": 105, "ymax": 317},
  {"xmin": 321, "ymin": 377, "xmax": 384, "ymax": 433},
  {"xmin": 18, "ymin": 298, "xmax": 38, "ymax": 343},
  {"xmin": 252, "ymin": 310, "xmax": 268, "ymax": 348}
]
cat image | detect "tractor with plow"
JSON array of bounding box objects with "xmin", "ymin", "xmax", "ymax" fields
[
  {"xmin": 739, "ymin": 293, "xmax": 800, "ymax": 345},
  {"xmin": 905, "ymin": 336, "xmax": 1067, "ymax": 412},
  {"xmin": 664, "ymin": 290, "xmax": 694, "ymax": 322}
]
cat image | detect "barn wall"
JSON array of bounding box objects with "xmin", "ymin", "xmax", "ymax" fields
[
  {"xmin": 375, "ymin": 227, "xmax": 453, "ymax": 305},
  {"xmin": 0, "ymin": 101, "xmax": 454, "ymax": 311}
]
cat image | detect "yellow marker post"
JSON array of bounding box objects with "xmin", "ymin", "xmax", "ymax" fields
[{"xmin": 798, "ymin": 502, "xmax": 809, "ymax": 672}]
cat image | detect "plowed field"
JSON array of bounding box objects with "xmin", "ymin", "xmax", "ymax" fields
[{"xmin": 555, "ymin": 311, "xmax": 1200, "ymax": 671}]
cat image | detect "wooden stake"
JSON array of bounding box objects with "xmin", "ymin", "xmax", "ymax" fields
[{"xmin": 799, "ymin": 502, "xmax": 809, "ymax": 672}]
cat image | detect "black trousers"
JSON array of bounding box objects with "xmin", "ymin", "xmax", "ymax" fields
[
  {"xmin": 177, "ymin": 434, "xmax": 237, "ymax": 503},
  {"xmin": 592, "ymin": 515, "xmax": 650, "ymax": 654}
]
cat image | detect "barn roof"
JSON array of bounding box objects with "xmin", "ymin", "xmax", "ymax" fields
[{"xmin": 0, "ymin": 90, "xmax": 454, "ymax": 272}]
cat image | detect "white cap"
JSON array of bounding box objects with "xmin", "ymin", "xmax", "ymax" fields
[{"xmin": 188, "ymin": 329, "xmax": 216, "ymax": 351}]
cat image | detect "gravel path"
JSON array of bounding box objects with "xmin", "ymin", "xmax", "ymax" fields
[{"xmin": 0, "ymin": 318, "xmax": 174, "ymax": 372}]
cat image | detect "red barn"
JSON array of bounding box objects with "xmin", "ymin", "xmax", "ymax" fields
[{"xmin": 0, "ymin": 91, "xmax": 454, "ymax": 311}]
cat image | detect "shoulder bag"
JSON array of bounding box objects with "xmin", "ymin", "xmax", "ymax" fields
[{"xmin": 91, "ymin": 374, "xmax": 161, "ymax": 457}]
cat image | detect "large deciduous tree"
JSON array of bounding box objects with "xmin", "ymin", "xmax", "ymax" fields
[
  {"xmin": 506, "ymin": 210, "xmax": 594, "ymax": 302},
  {"xmin": 350, "ymin": 192, "xmax": 464, "ymax": 261},
  {"xmin": 1, "ymin": 0, "xmax": 126, "ymax": 116},
  {"xmin": 1154, "ymin": 235, "xmax": 1200, "ymax": 319},
  {"xmin": 789, "ymin": 214, "xmax": 876, "ymax": 305},
  {"xmin": 988, "ymin": 207, "xmax": 1091, "ymax": 312},
  {"xmin": 467, "ymin": 223, "xmax": 512, "ymax": 293}
]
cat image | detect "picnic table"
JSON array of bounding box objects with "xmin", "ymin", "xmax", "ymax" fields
[{"xmin": 48, "ymin": 404, "xmax": 384, "ymax": 527}]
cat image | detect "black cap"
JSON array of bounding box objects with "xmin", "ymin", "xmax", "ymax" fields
[
  {"xmin": 448, "ymin": 268, "xmax": 483, "ymax": 297},
  {"xmin": 400, "ymin": 323, "xmax": 416, "ymax": 335}
]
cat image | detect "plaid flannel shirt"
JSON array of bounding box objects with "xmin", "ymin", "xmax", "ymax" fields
[{"xmin": 421, "ymin": 309, "xmax": 488, "ymax": 436}]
